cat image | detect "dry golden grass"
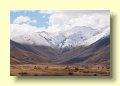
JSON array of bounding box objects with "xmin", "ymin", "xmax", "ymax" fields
[{"xmin": 10, "ymin": 64, "xmax": 110, "ymax": 76}]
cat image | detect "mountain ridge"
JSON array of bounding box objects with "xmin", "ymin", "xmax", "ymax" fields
[
  {"xmin": 10, "ymin": 35, "xmax": 110, "ymax": 66},
  {"xmin": 11, "ymin": 26, "xmax": 110, "ymax": 49},
  {"xmin": 10, "ymin": 26, "xmax": 110, "ymax": 66}
]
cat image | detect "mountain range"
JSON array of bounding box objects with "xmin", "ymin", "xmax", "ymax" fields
[{"xmin": 10, "ymin": 26, "xmax": 110, "ymax": 66}]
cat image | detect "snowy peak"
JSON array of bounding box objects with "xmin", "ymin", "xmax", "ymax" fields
[
  {"xmin": 11, "ymin": 26, "xmax": 110, "ymax": 49},
  {"xmin": 11, "ymin": 32, "xmax": 51, "ymax": 46},
  {"xmin": 65, "ymin": 26, "xmax": 100, "ymax": 38},
  {"xmin": 80, "ymin": 26, "xmax": 110, "ymax": 46},
  {"xmin": 58, "ymin": 31, "xmax": 87, "ymax": 48},
  {"xmin": 57, "ymin": 26, "xmax": 102, "ymax": 48}
]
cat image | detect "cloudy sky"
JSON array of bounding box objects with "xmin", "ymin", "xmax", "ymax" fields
[{"xmin": 10, "ymin": 10, "xmax": 110, "ymax": 36}]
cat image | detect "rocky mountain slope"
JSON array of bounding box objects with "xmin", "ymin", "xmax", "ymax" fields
[{"xmin": 10, "ymin": 26, "xmax": 110, "ymax": 66}]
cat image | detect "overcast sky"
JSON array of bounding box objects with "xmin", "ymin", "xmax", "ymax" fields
[{"xmin": 10, "ymin": 10, "xmax": 110, "ymax": 36}]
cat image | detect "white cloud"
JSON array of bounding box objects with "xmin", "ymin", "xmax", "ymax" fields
[
  {"xmin": 10, "ymin": 24, "xmax": 45, "ymax": 38},
  {"xmin": 10, "ymin": 10, "xmax": 110, "ymax": 35},
  {"xmin": 13, "ymin": 16, "xmax": 37, "ymax": 24},
  {"xmin": 30, "ymin": 19, "xmax": 37, "ymax": 24},
  {"xmin": 45, "ymin": 10, "xmax": 110, "ymax": 32},
  {"xmin": 40, "ymin": 10, "xmax": 59, "ymax": 14},
  {"xmin": 28, "ymin": 10, "xmax": 36, "ymax": 12}
]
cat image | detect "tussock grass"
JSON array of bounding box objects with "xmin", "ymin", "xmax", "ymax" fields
[{"xmin": 10, "ymin": 64, "xmax": 110, "ymax": 76}]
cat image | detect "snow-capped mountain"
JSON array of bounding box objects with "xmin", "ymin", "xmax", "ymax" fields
[
  {"xmin": 57, "ymin": 26, "xmax": 101, "ymax": 48},
  {"xmin": 11, "ymin": 26, "xmax": 110, "ymax": 49}
]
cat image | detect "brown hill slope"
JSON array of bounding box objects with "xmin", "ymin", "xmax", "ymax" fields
[
  {"xmin": 10, "ymin": 57, "xmax": 22, "ymax": 65},
  {"xmin": 58, "ymin": 36, "xmax": 110, "ymax": 65},
  {"xmin": 10, "ymin": 45, "xmax": 55, "ymax": 64},
  {"xmin": 10, "ymin": 40, "xmax": 59, "ymax": 60},
  {"xmin": 10, "ymin": 35, "xmax": 110, "ymax": 66}
]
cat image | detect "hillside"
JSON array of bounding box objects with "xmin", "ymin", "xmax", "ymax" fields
[
  {"xmin": 10, "ymin": 41, "xmax": 55, "ymax": 64},
  {"xmin": 59, "ymin": 36, "xmax": 110, "ymax": 66},
  {"xmin": 10, "ymin": 35, "xmax": 110, "ymax": 66}
]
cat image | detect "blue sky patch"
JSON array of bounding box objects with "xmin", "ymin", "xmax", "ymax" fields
[{"xmin": 10, "ymin": 10, "xmax": 50, "ymax": 28}]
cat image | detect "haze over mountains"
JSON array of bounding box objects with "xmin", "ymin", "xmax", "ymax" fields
[{"xmin": 10, "ymin": 26, "xmax": 110, "ymax": 66}]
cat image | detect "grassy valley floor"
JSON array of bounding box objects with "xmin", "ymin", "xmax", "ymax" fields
[{"xmin": 10, "ymin": 64, "xmax": 110, "ymax": 76}]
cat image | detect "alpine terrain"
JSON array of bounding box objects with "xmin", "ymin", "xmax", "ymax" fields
[{"xmin": 10, "ymin": 26, "xmax": 110, "ymax": 66}]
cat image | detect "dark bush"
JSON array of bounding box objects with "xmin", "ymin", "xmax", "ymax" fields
[{"xmin": 68, "ymin": 72, "xmax": 73, "ymax": 76}]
